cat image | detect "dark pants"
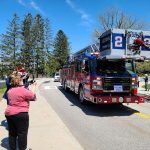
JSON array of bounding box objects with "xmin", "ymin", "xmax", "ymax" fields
[
  {"xmin": 145, "ymin": 82, "xmax": 149, "ymax": 91},
  {"xmin": 5, "ymin": 113, "xmax": 29, "ymax": 150}
]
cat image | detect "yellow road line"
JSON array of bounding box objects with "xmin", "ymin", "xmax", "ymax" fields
[{"xmin": 134, "ymin": 112, "xmax": 150, "ymax": 119}]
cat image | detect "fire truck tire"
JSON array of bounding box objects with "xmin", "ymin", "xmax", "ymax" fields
[
  {"xmin": 79, "ymin": 87, "xmax": 86, "ymax": 104},
  {"xmin": 64, "ymin": 80, "xmax": 69, "ymax": 92}
]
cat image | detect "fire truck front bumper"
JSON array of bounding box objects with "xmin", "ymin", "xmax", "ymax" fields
[{"xmin": 90, "ymin": 95, "xmax": 145, "ymax": 104}]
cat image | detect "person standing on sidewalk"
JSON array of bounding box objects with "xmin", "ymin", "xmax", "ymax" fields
[
  {"xmin": 137, "ymin": 76, "xmax": 140, "ymax": 87},
  {"xmin": 5, "ymin": 76, "xmax": 36, "ymax": 150},
  {"xmin": 144, "ymin": 74, "xmax": 149, "ymax": 91},
  {"xmin": 3, "ymin": 71, "xmax": 18, "ymax": 104}
]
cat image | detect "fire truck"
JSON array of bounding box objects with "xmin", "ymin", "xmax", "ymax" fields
[{"xmin": 60, "ymin": 29, "xmax": 150, "ymax": 104}]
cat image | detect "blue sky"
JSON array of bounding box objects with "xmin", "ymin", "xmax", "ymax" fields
[{"xmin": 0, "ymin": 0, "xmax": 150, "ymax": 53}]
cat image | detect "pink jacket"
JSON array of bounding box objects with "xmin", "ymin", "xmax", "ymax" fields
[{"xmin": 5, "ymin": 86, "xmax": 36, "ymax": 116}]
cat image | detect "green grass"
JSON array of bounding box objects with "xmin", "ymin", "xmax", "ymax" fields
[
  {"xmin": 0, "ymin": 85, "xmax": 6, "ymax": 98},
  {"xmin": 142, "ymin": 84, "xmax": 150, "ymax": 89}
]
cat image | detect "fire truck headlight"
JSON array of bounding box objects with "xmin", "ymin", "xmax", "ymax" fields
[
  {"xmin": 132, "ymin": 78, "xmax": 136, "ymax": 81},
  {"xmin": 96, "ymin": 77, "xmax": 102, "ymax": 80},
  {"xmin": 131, "ymin": 77, "xmax": 138, "ymax": 89},
  {"xmin": 92, "ymin": 80, "xmax": 103, "ymax": 90}
]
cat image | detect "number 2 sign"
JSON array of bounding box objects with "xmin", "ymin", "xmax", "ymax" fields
[{"xmin": 112, "ymin": 33, "xmax": 126, "ymax": 49}]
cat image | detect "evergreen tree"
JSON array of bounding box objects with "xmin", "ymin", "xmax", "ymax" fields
[
  {"xmin": 44, "ymin": 18, "xmax": 53, "ymax": 53},
  {"xmin": 21, "ymin": 13, "xmax": 33, "ymax": 70},
  {"xmin": 0, "ymin": 13, "xmax": 70, "ymax": 77},
  {"xmin": 0, "ymin": 13, "xmax": 20, "ymax": 69},
  {"xmin": 45, "ymin": 53, "xmax": 59, "ymax": 76},
  {"xmin": 44, "ymin": 18, "xmax": 53, "ymax": 76},
  {"xmin": 32, "ymin": 14, "xmax": 45, "ymax": 77},
  {"xmin": 53, "ymin": 30, "xmax": 70, "ymax": 69}
]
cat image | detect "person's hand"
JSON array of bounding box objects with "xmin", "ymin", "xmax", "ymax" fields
[{"xmin": 31, "ymin": 81, "xmax": 37, "ymax": 93}]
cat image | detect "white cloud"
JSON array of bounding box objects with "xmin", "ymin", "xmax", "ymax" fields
[
  {"xmin": 17, "ymin": 0, "xmax": 26, "ymax": 6},
  {"xmin": 16, "ymin": 0, "xmax": 45, "ymax": 16},
  {"xmin": 66, "ymin": 0, "xmax": 75, "ymax": 9},
  {"xmin": 65, "ymin": 0, "xmax": 93, "ymax": 26},
  {"xmin": 30, "ymin": 1, "xmax": 41, "ymax": 12},
  {"xmin": 78, "ymin": 9, "xmax": 93, "ymax": 25},
  {"xmin": 30, "ymin": 0, "xmax": 45, "ymax": 16}
]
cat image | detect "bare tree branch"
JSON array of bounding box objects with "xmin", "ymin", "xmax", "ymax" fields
[
  {"xmin": 98, "ymin": 7, "xmax": 147, "ymax": 31},
  {"xmin": 92, "ymin": 7, "xmax": 149, "ymax": 43}
]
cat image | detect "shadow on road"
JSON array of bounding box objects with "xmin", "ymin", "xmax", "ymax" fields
[
  {"xmin": 58, "ymin": 87, "xmax": 139, "ymax": 117},
  {"xmin": 1, "ymin": 137, "xmax": 9, "ymax": 150},
  {"xmin": 0, "ymin": 120, "xmax": 8, "ymax": 130},
  {"xmin": 43, "ymin": 80, "xmax": 51, "ymax": 84}
]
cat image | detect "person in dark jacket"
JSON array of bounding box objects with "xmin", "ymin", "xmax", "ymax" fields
[
  {"xmin": 144, "ymin": 74, "xmax": 149, "ymax": 91},
  {"xmin": 3, "ymin": 71, "xmax": 18, "ymax": 104}
]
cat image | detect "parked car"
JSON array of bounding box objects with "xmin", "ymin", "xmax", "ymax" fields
[{"xmin": 54, "ymin": 72, "xmax": 60, "ymax": 82}]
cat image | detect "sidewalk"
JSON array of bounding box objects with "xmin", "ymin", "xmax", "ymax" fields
[{"xmin": 0, "ymin": 78, "xmax": 83, "ymax": 150}]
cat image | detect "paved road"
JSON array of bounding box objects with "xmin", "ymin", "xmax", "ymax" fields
[{"xmin": 39, "ymin": 79, "xmax": 150, "ymax": 150}]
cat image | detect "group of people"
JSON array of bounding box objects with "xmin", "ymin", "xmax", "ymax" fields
[{"xmin": 2, "ymin": 70, "xmax": 37, "ymax": 150}]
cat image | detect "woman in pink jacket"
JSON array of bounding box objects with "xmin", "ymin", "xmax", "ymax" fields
[{"xmin": 5, "ymin": 76, "xmax": 36, "ymax": 150}]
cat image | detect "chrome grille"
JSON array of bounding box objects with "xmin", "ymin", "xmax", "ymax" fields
[{"xmin": 103, "ymin": 77, "xmax": 131, "ymax": 92}]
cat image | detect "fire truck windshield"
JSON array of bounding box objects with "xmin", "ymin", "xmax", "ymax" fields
[{"xmin": 96, "ymin": 59, "xmax": 135, "ymax": 74}]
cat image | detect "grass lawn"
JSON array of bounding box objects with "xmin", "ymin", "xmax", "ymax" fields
[
  {"xmin": 142, "ymin": 84, "xmax": 150, "ymax": 89},
  {"xmin": 0, "ymin": 85, "xmax": 6, "ymax": 99}
]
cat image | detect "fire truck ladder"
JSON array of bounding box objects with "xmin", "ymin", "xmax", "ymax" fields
[{"xmin": 74, "ymin": 43, "xmax": 99, "ymax": 59}]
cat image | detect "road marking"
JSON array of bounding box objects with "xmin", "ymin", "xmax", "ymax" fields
[{"xmin": 134, "ymin": 112, "xmax": 150, "ymax": 120}]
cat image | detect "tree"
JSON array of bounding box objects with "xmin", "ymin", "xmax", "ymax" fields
[
  {"xmin": 100, "ymin": 7, "xmax": 147, "ymax": 31},
  {"xmin": 136, "ymin": 61, "xmax": 150, "ymax": 75},
  {"xmin": 44, "ymin": 18, "xmax": 53, "ymax": 76},
  {"xmin": 44, "ymin": 18, "xmax": 53, "ymax": 53},
  {"xmin": 20, "ymin": 13, "xmax": 33, "ymax": 70},
  {"xmin": 32, "ymin": 14, "xmax": 45, "ymax": 77},
  {"xmin": 93, "ymin": 7, "xmax": 148, "ymax": 41},
  {"xmin": 53, "ymin": 30, "xmax": 70, "ymax": 69},
  {"xmin": 0, "ymin": 13, "xmax": 72, "ymax": 77},
  {"xmin": 0, "ymin": 13, "xmax": 20, "ymax": 69},
  {"xmin": 45, "ymin": 53, "xmax": 59, "ymax": 76}
]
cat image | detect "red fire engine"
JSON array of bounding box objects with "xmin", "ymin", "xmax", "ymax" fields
[{"xmin": 60, "ymin": 29, "xmax": 150, "ymax": 104}]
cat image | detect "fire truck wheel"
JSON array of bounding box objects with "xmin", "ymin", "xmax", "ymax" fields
[
  {"xmin": 79, "ymin": 87, "xmax": 86, "ymax": 104},
  {"xmin": 64, "ymin": 80, "xmax": 69, "ymax": 92}
]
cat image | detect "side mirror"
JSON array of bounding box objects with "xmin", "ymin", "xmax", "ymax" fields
[
  {"xmin": 82, "ymin": 60, "xmax": 89, "ymax": 72},
  {"xmin": 82, "ymin": 60, "xmax": 85, "ymax": 70}
]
